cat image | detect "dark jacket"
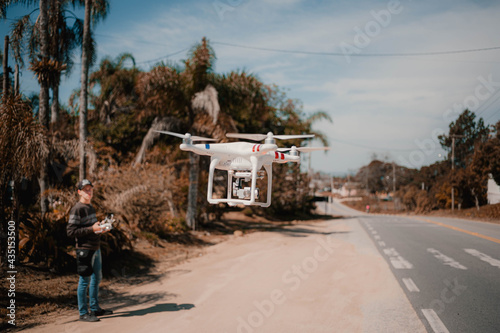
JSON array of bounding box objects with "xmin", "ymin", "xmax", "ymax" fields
[{"xmin": 67, "ymin": 202, "xmax": 100, "ymax": 250}]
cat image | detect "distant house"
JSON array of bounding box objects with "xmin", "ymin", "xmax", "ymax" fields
[
  {"xmin": 340, "ymin": 181, "xmax": 361, "ymax": 197},
  {"xmin": 487, "ymin": 174, "xmax": 500, "ymax": 205}
]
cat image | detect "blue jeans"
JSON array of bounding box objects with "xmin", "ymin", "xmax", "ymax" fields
[{"xmin": 77, "ymin": 249, "xmax": 102, "ymax": 316}]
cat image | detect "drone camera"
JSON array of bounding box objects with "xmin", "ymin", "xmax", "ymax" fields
[
  {"xmin": 233, "ymin": 179, "xmax": 260, "ymax": 199},
  {"xmin": 235, "ymin": 187, "xmax": 260, "ymax": 200}
]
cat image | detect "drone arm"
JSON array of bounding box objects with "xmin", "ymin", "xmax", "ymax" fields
[{"xmin": 180, "ymin": 143, "xmax": 213, "ymax": 156}]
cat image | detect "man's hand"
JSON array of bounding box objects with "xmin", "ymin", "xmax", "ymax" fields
[
  {"xmin": 92, "ymin": 222, "xmax": 102, "ymax": 233},
  {"xmin": 92, "ymin": 221, "xmax": 110, "ymax": 234}
]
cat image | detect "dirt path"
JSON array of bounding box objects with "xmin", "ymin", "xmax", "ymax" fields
[{"xmin": 23, "ymin": 212, "xmax": 426, "ymax": 333}]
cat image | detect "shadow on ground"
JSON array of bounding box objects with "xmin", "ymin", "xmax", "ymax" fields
[{"xmin": 108, "ymin": 302, "xmax": 195, "ymax": 318}]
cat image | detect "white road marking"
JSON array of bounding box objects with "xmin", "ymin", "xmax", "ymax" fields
[
  {"xmin": 378, "ymin": 241, "xmax": 386, "ymax": 247},
  {"xmin": 464, "ymin": 249, "xmax": 500, "ymax": 268},
  {"xmin": 384, "ymin": 248, "xmax": 398, "ymax": 256},
  {"xmin": 422, "ymin": 309, "xmax": 450, "ymax": 333},
  {"xmin": 383, "ymin": 248, "xmax": 413, "ymax": 269},
  {"xmin": 402, "ymin": 278, "xmax": 420, "ymax": 292},
  {"xmin": 374, "ymin": 235, "xmax": 381, "ymax": 240},
  {"xmin": 427, "ymin": 248, "xmax": 467, "ymax": 270}
]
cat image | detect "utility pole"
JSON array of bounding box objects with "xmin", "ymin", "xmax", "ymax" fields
[
  {"xmin": 451, "ymin": 135, "xmax": 465, "ymax": 212},
  {"xmin": 392, "ymin": 162, "xmax": 396, "ymax": 194}
]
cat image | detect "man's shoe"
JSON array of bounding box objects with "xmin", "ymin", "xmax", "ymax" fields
[
  {"xmin": 79, "ymin": 312, "xmax": 100, "ymax": 322},
  {"xmin": 94, "ymin": 308, "xmax": 113, "ymax": 316}
]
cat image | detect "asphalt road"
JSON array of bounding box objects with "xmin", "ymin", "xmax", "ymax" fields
[{"xmin": 327, "ymin": 200, "xmax": 500, "ymax": 333}]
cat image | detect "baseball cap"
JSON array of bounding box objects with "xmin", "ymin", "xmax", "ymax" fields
[{"xmin": 77, "ymin": 179, "xmax": 93, "ymax": 190}]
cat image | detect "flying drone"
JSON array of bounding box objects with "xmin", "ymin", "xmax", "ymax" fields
[{"xmin": 155, "ymin": 131, "xmax": 329, "ymax": 207}]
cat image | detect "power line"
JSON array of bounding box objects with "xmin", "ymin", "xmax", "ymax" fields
[
  {"xmin": 94, "ymin": 33, "xmax": 169, "ymax": 47},
  {"xmin": 136, "ymin": 48, "xmax": 190, "ymax": 65},
  {"xmin": 484, "ymin": 109, "xmax": 500, "ymax": 124},
  {"xmin": 94, "ymin": 33, "xmax": 191, "ymax": 65},
  {"xmin": 212, "ymin": 41, "xmax": 500, "ymax": 57},
  {"xmin": 476, "ymin": 88, "xmax": 500, "ymax": 119}
]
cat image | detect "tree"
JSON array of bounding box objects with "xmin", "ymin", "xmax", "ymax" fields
[
  {"xmin": 438, "ymin": 109, "xmax": 490, "ymax": 209},
  {"xmin": 356, "ymin": 160, "xmax": 391, "ymax": 194},
  {"xmin": 0, "ymin": 96, "xmax": 49, "ymax": 264},
  {"xmin": 438, "ymin": 109, "xmax": 489, "ymax": 169},
  {"xmin": 89, "ymin": 53, "xmax": 137, "ymax": 123},
  {"xmin": 8, "ymin": 0, "xmax": 84, "ymax": 123},
  {"xmin": 182, "ymin": 37, "xmax": 217, "ymax": 229},
  {"xmin": 1, "ymin": 0, "xmax": 106, "ymax": 213},
  {"xmin": 77, "ymin": 0, "xmax": 109, "ymax": 181},
  {"xmin": 132, "ymin": 38, "xmax": 218, "ymax": 229},
  {"xmin": 38, "ymin": 0, "xmax": 50, "ymax": 214}
]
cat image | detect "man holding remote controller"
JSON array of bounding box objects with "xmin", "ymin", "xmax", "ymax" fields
[{"xmin": 67, "ymin": 179, "xmax": 114, "ymax": 322}]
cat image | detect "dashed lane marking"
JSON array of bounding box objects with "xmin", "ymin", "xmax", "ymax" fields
[
  {"xmin": 383, "ymin": 248, "xmax": 413, "ymax": 269},
  {"xmin": 402, "ymin": 278, "xmax": 420, "ymax": 292},
  {"xmin": 464, "ymin": 249, "xmax": 500, "ymax": 268},
  {"xmin": 422, "ymin": 309, "xmax": 450, "ymax": 333},
  {"xmin": 427, "ymin": 248, "xmax": 467, "ymax": 270}
]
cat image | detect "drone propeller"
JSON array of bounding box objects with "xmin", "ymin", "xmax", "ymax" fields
[
  {"xmin": 277, "ymin": 146, "xmax": 330, "ymax": 153},
  {"xmin": 154, "ymin": 130, "xmax": 216, "ymax": 142},
  {"xmin": 226, "ymin": 131, "xmax": 314, "ymax": 143}
]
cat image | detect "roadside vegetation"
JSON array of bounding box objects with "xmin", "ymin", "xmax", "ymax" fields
[{"xmin": 343, "ymin": 111, "xmax": 500, "ymax": 220}]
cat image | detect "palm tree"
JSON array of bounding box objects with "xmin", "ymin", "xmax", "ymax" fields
[
  {"xmin": 78, "ymin": 0, "xmax": 109, "ymax": 180},
  {"xmin": 48, "ymin": 0, "xmax": 83, "ymax": 123},
  {"xmin": 38, "ymin": 0, "xmax": 50, "ymax": 214},
  {"xmin": 89, "ymin": 52, "xmax": 137, "ymax": 123},
  {"xmin": 4, "ymin": 0, "xmax": 54, "ymax": 213},
  {"xmin": 79, "ymin": 0, "xmax": 91, "ymax": 181}
]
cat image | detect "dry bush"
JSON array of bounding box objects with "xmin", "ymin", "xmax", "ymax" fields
[
  {"xmin": 19, "ymin": 212, "xmax": 75, "ymax": 272},
  {"xmin": 93, "ymin": 163, "xmax": 189, "ymax": 240},
  {"xmin": 400, "ymin": 185, "xmax": 418, "ymax": 211},
  {"xmin": 415, "ymin": 190, "xmax": 434, "ymax": 213}
]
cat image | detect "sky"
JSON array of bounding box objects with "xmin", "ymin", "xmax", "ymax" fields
[{"xmin": 2, "ymin": 0, "xmax": 500, "ymax": 175}]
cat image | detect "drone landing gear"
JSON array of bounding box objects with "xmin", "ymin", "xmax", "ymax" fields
[{"xmin": 207, "ymin": 158, "xmax": 272, "ymax": 207}]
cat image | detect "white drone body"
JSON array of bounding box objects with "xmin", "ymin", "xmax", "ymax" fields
[{"xmin": 156, "ymin": 131, "xmax": 328, "ymax": 207}]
